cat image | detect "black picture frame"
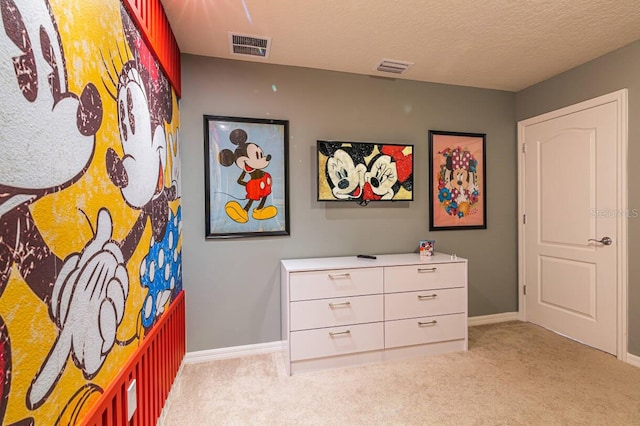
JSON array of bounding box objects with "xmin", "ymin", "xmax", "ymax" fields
[
  {"xmin": 316, "ymin": 141, "xmax": 414, "ymax": 202},
  {"xmin": 428, "ymin": 130, "xmax": 486, "ymax": 230},
  {"xmin": 204, "ymin": 115, "xmax": 290, "ymax": 238}
]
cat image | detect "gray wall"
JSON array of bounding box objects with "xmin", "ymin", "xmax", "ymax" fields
[
  {"xmin": 180, "ymin": 55, "xmax": 517, "ymax": 352},
  {"xmin": 516, "ymin": 39, "xmax": 640, "ymax": 356}
]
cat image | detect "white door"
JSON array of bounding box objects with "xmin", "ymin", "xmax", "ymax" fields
[{"xmin": 518, "ymin": 90, "xmax": 627, "ymax": 356}]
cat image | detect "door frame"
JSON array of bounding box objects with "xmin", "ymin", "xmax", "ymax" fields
[{"xmin": 517, "ymin": 89, "xmax": 628, "ymax": 361}]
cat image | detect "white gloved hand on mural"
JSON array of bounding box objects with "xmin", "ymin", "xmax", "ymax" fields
[{"xmin": 27, "ymin": 208, "xmax": 129, "ymax": 409}]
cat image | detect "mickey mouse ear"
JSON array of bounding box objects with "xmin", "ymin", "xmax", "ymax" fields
[{"xmin": 229, "ymin": 129, "xmax": 248, "ymax": 145}]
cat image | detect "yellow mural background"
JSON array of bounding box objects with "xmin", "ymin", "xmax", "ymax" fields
[{"xmin": 0, "ymin": 0, "xmax": 181, "ymax": 423}]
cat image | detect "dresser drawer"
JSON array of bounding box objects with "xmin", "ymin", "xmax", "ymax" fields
[
  {"xmin": 289, "ymin": 267, "xmax": 383, "ymax": 301},
  {"xmin": 384, "ymin": 313, "xmax": 466, "ymax": 349},
  {"xmin": 385, "ymin": 287, "xmax": 466, "ymax": 321},
  {"xmin": 290, "ymin": 322, "xmax": 384, "ymax": 361},
  {"xmin": 384, "ymin": 263, "xmax": 465, "ymax": 293},
  {"xmin": 290, "ymin": 294, "xmax": 383, "ymax": 331}
]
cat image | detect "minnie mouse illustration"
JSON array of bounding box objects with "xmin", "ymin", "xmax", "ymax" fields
[
  {"xmin": 362, "ymin": 144, "xmax": 413, "ymax": 200},
  {"xmin": 104, "ymin": 3, "xmax": 181, "ymax": 332},
  {"xmin": 437, "ymin": 146, "xmax": 480, "ymax": 218},
  {"xmin": 218, "ymin": 129, "xmax": 277, "ymax": 223}
]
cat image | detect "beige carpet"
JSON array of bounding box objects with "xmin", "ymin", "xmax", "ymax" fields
[{"xmin": 160, "ymin": 321, "xmax": 640, "ymax": 425}]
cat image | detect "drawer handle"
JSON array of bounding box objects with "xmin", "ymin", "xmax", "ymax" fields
[
  {"xmin": 329, "ymin": 301, "xmax": 351, "ymax": 308},
  {"xmin": 417, "ymin": 294, "xmax": 438, "ymax": 300},
  {"xmin": 418, "ymin": 320, "xmax": 438, "ymax": 327},
  {"xmin": 328, "ymin": 273, "xmax": 351, "ymax": 279},
  {"xmin": 329, "ymin": 330, "xmax": 351, "ymax": 337},
  {"xmin": 417, "ymin": 267, "xmax": 437, "ymax": 273}
]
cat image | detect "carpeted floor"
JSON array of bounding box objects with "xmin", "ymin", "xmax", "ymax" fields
[{"xmin": 160, "ymin": 321, "xmax": 640, "ymax": 425}]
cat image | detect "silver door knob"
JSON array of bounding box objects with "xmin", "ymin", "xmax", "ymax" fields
[{"xmin": 588, "ymin": 237, "xmax": 612, "ymax": 245}]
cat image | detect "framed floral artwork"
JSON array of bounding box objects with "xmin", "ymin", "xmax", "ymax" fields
[{"xmin": 428, "ymin": 130, "xmax": 486, "ymax": 230}]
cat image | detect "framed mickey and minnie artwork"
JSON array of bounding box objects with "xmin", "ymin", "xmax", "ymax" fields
[
  {"xmin": 316, "ymin": 141, "xmax": 414, "ymax": 204},
  {"xmin": 428, "ymin": 130, "xmax": 486, "ymax": 231},
  {"xmin": 203, "ymin": 114, "xmax": 485, "ymax": 239}
]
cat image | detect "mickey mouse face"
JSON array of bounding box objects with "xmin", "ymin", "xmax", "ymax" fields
[
  {"xmin": 235, "ymin": 143, "xmax": 271, "ymax": 172},
  {"xmin": 218, "ymin": 128, "xmax": 271, "ymax": 175},
  {"xmin": 0, "ymin": 0, "xmax": 97, "ymax": 191},
  {"xmin": 326, "ymin": 149, "xmax": 366, "ymax": 199}
]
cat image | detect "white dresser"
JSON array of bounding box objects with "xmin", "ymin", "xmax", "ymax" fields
[{"xmin": 281, "ymin": 253, "xmax": 468, "ymax": 375}]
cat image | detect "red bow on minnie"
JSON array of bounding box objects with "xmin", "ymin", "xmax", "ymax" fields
[{"xmin": 380, "ymin": 145, "xmax": 412, "ymax": 183}]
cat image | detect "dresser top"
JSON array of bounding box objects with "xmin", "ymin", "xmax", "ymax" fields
[{"xmin": 281, "ymin": 252, "xmax": 467, "ymax": 272}]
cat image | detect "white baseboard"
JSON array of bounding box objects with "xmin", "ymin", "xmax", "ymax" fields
[
  {"xmin": 185, "ymin": 313, "xmax": 519, "ymax": 364},
  {"xmin": 468, "ymin": 312, "xmax": 519, "ymax": 327},
  {"xmin": 184, "ymin": 341, "xmax": 283, "ymax": 364},
  {"xmin": 627, "ymin": 352, "xmax": 640, "ymax": 368}
]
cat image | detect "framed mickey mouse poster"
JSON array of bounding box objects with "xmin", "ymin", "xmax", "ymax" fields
[
  {"xmin": 204, "ymin": 115, "xmax": 289, "ymax": 239},
  {"xmin": 428, "ymin": 130, "xmax": 486, "ymax": 231}
]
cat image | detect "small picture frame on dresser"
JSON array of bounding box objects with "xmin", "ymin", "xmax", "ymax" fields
[{"xmin": 419, "ymin": 240, "xmax": 435, "ymax": 257}]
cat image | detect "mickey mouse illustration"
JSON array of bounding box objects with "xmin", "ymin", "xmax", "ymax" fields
[
  {"xmin": 318, "ymin": 142, "xmax": 374, "ymax": 200},
  {"xmin": 218, "ymin": 129, "xmax": 277, "ymax": 223},
  {"xmin": 362, "ymin": 144, "xmax": 413, "ymax": 200}
]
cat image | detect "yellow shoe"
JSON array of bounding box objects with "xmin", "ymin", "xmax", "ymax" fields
[
  {"xmin": 252, "ymin": 205, "xmax": 278, "ymax": 220},
  {"xmin": 225, "ymin": 201, "xmax": 248, "ymax": 223}
]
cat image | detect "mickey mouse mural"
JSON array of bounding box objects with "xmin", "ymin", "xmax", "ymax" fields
[{"xmin": 0, "ymin": 0, "xmax": 182, "ymax": 423}]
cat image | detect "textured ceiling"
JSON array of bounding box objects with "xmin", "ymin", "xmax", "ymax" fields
[{"xmin": 160, "ymin": 0, "xmax": 640, "ymax": 91}]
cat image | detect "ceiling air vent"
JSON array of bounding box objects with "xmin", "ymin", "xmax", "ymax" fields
[
  {"xmin": 229, "ymin": 32, "xmax": 271, "ymax": 58},
  {"xmin": 374, "ymin": 59, "xmax": 414, "ymax": 75}
]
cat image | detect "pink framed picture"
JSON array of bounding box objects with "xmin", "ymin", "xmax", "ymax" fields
[{"xmin": 428, "ymin": 130, "xmax": 486, "ymax": 231}]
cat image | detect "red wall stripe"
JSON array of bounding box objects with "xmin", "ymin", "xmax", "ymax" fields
[
  {"xmin": 122, "ymin": 0, "xmax": 182, "ymax": 97},
  {"xmin": 81, "ymin": 291, "xmax": 186, "ymax": 426}
]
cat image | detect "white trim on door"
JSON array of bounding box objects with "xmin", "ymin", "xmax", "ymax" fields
[{"xmin": 517, "ymin": 89, "xmax": 628, "ymax": 361}]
